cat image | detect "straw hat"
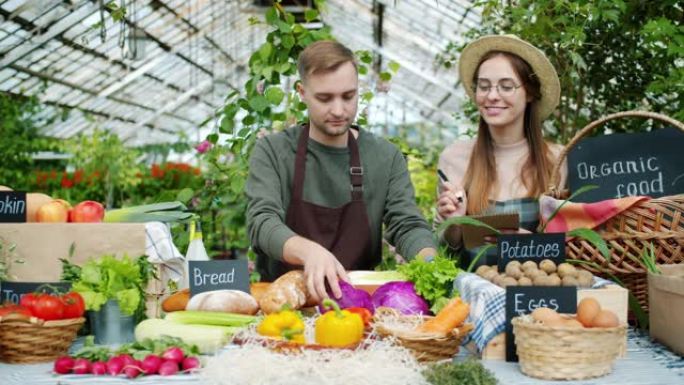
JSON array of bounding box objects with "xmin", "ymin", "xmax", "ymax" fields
[{"xmin": 459, "ymin": 34, "xmax": 560, "ymax": 120}]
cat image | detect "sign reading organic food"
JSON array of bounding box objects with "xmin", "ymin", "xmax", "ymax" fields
[
  {"xmin": 0, "ymin": 191, "xmax": 27, "ymax": 223},
  {"xmin": 0, "ymin": 281, "xmax": 71, "ymax": 304},
  {"xmin": 505, "ymin": 286, "xmax": 576, "ymax": 362},
  {"xmin": 497, "ymin": 233, "xmax": 565, "ymax": 272},
  {"xmin": 188, "ymin": 259, "xmax": 249, "ymax": 296},
  {"xmin": 568, "ymin": 127, "xmax": 684, "ymax": 202}
]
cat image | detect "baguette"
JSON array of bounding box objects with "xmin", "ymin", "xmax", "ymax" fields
[
  {"xmin": 186, "ymin": 289, "xmax": 259, "ymax": 315},
  {"xmin": 162, "ymin": 288, "xmax": 190, "ymax": 313},
  {"xmin": 258, "ymin": 270, "xmax": 316, "ymax": 314}
]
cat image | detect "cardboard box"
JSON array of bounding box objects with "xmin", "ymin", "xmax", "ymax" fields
[
  {"xmin": 649, "ymin": 264, "xmax": 684, "ymax": 356},
  {"xmin": 481, "ymin": 284, "xmax": 629, "ymax": 360},
  {"xmin": 0, "ymin": 223, "xmax": 164, "ymax": 317}
]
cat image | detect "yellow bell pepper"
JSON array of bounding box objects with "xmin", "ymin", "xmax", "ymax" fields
[
  {"xmin": 315, "ymin": 299, "xmax": 364, "ymax": 347},
  {"xmin": 257, "ymin": 308, "xmax": 305, "ymax": 343}
]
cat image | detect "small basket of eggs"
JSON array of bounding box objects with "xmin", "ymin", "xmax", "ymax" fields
[{"xmin": 511, "ymin": 297, "xmax": 627, "ymax": 381}]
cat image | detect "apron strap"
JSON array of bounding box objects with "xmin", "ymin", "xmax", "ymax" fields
[{"xmin": 292, "ymin": 124, "xmax": 364, "ymax": 201}]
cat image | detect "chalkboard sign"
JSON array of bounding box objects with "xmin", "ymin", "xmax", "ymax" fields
[
  {"xmin": 0, "ymin": 281, "xmax": 71, "ymax": 304},
  {"xmin": 188, "ymin": 259, "xmax": 249, "ymax": 296},
  {"xmin": 497, "ymin": 233, "xmax": 565, "ymax": 272},
  {"xmin": 568, "ymin": 127, "xmax": 684, "ymax": 202},
  {"xmin": 0, "ymin": 191, "xmax": 27, "ymax": 222},
  {"xmin": 505, "ymin": 286, "xmax": 577, "ymax": 361}
]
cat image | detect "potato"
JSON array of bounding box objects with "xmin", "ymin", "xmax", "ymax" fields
[
  {"xmin": 533, "ymin": 275, "xmax": 552, "ymax": 286},
  {"xmin": 539, "ymin": 259, "xmax": 557, "ymax": 274},
  {"xmin": 522, "ymin": 260, "xmax": 538, "ymax": 272},
  {"xmin": 577, "ymin": 270, "xmax": 594, "ymax": 287},
  {"xmin": 492, "ymin": 274, "xmax": 506, "ymax": 287},
  {"xmin": 518, "ymin": 276, "xmax": 533, "ymax": 286},
  {"xmin": 502, "ymin": 277, "xmax": 518, "ymax": 287},
  {"xmin": 557, "ymin": 263, "xmax": 577, "ymax": 278},
  {"xmin": 482, "ymin": 269, "xmax": 498, "ymax": 281},
  {"xmin": 562, "ymin": 276, "xmax": 579, "ymax": 287},
  {"xmin": 506, "ymin": 260, "xmax": 522, "ymax": 270},
  {"xmin": 475, "ymin": 265, "xmax": 492, "ymax": 277},
  {"xmin": 505, "ymin": 264, "xmax": 523, "ymax": 279},
  {"xmin": 548, "ymin": 274, "xmax": 562, "ymax": 286}
]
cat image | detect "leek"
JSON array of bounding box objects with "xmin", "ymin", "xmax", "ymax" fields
[
  {"xmin": 165, "ymin": 310, "xmax": 256, "ymax": 327},
  {"xmin": 104, "ymin": 201, "xmax": 194, "ymax": 223}
]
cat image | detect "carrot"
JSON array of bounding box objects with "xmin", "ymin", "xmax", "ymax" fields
[{"xmin": 417, "ymin": 297, "xmax": 470, "ymax": 335}]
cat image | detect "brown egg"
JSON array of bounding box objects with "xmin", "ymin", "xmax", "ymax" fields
[
  {"xmin": 544, "ymin": 317, "xmax": 567, "ymax": 327},
  {"xmin": 532, "ymin": 307, "xmax": 561, "ymax": 324},
  {"xmin": 577, "ymin": 298, "xmax": 601, "ymax": 327},
  {"xmin": 592, "ymin": 310, "xmax": 619, "ymax": 328},
  {"xmin": 564, "ymin": 319, "xmax": 584, "ymax": 328}
]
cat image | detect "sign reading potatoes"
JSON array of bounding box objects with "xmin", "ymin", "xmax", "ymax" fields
[{"xmin": 568, "ymin": 127, "xmax": 684, "ymax": 202}]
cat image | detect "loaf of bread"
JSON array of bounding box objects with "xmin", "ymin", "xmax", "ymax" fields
[
  {"xmin": 162, "ymin": 288, "xmax": 190, "ymax": 313},
  {"xmin": 185, "ymin": 289, "xmax": 259, "ymax": 315},
  {"xmin": 258, "ymin": 270, "xmax": 316, "ymax": 314}
]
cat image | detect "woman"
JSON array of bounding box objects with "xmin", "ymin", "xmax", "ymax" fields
[{"xmin": 436, "ymin": 35, "xmax": 567, "ymax": 266}]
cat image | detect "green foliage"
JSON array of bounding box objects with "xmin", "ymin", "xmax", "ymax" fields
[
  {"xmin": 423, "ymin": 359, "xmax": 498, "ymax": 385},
  {"xmin": 61, "ymin": 129, "xmax": 141, "ymax": 208},
  {"xmin": 442, "ymin": 0, "xmax": 684, "ymax": 142},
  {"xmin": 0, "ymin": 92, "xmax": 59, "ymax": 189},
  {"xmin": 64, "ymin": 254, "xmax": 154, "ymax": 317},
  {"xmin": 397, "ymin": 253, "xmax": 461, "ymax": 312}
]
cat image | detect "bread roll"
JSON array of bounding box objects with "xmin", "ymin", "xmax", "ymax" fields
[
  {"xmin": 162, "ymin": 288, "xmax": 190, "ymax": 312},
  {"xmin": 258, "ymin": 270, "xmax": 315, "ymax": 314},
  {"xmin": 186, "ymin": 290, "xmax": 259, "ymax": 315}
]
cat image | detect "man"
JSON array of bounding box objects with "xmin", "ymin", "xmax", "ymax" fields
[{"xmin": 246, "ymin": 40, "xmax": 436, "ymax": 302}]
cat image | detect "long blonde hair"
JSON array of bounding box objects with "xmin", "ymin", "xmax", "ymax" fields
[{"xmin": 463, "ymin": 51, "xmax": 555, "ymax": 214}]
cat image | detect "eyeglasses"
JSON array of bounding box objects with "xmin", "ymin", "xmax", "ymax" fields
[{"xmin": 473, "ymin": 79, "xmax": 522, "ymax": 98}]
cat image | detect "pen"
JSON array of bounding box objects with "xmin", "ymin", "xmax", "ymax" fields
[{"xmin": 437, "ymin": 169, "xmax": 463, "ymax": 203}]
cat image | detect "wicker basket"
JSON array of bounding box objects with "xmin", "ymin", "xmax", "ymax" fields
[
  {"xmin": 512, "ymin": 316, "xmax": 626, "ymax": 380},
  {"xmin": 373, "ymin": 307, "xmax": 473, "ymax": 362},
  {"xmin": 547, "ymin": 111, "xmax": 684, "ymax": 311},
  {"xmin": 0, "ymin": 315, "xmax": 85, "ymax": 364}
]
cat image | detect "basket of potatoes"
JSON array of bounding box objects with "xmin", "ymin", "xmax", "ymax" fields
[
  {"xmin": 476, "ymin": 260, "xmax": 594, "ymax": 288},
  {"xmin": 511, "ymin": 298, "xmax": 627, "ymax": 380}
]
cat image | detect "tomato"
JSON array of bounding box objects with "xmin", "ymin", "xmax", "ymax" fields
[
  {"xmin": 31, "ymin": 294, "xmax": 64, "ymax": 321},
  {"xmin": 20, "ymin": 293, "xmax": 39, "ymax": 311},
  {"xmin": 61, "ymin": 292, "xmax": 86, "ymax": 319},
  {"xmin": 0, "ymin": 304, "xmax": 32, "ymax": 317}
]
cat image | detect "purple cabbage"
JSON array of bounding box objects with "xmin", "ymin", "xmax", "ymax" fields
[
  {"xmin": 371, "ymin": 281, "xmax": 430, "ymax": 315},
  {"xmin": 318, "ymin": 280, "xmax": 375, "ymax": 314}
]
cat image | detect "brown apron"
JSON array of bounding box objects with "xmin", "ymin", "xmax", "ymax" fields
[{"xmin": 270, "ymin": 125, "xmax": 376, "ymax": 279}]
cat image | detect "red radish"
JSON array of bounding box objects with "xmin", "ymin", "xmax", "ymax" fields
[
  {"xmin": 181, "ymin": 356, "xmax": 201, "ymax": 372},
  {"xmin": 123, "ymin": 360, "xmax": 142, "ymax": 379},
  {"xmin": 53, "ymin": 356, "xmax": 75, "ymax": 374},
  {"xmin": 106, "ymin": 356, "xmax": 125, "ymax": 376},
  {"xmin": 158, "ymin": 360, "xmax": 179, "ymax": 376},
  {"xmin": 118, "ymin": 354, "xmax": 136, "ymax": 367},
  {"xmin": 141, "ymin": 354, "xmax": 163, "ymax": 375},
  {"xmin": 91, "ymin": 361, "xmax": 107, "ymax": 375},
  {"xmin": 161, "ymin": 347, "xmax": 184, "ymax": 363},
  {"xmin": 72, "ymin": 358, "xmax": 92, "ymax": 374}
]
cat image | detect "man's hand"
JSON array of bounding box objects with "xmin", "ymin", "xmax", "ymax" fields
[{"xmin": 282, "ymin": 236, "xmax": 349, "ymax": 303}]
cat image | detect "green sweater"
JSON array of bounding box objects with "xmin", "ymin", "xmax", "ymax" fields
[{"xmin": 246, "ymin": 125, "xmax": 435, "ymax": 275}]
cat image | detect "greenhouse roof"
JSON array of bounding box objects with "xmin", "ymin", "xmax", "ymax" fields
[{"xmin": 0, "ymin": 0, "xmax": 480, "ymax": 146}]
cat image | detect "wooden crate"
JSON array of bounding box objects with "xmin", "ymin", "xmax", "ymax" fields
[{"xmin": 481, "ymin": 284, "xmax": 628, "ymax": 360}]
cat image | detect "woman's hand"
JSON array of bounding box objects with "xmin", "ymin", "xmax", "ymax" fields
[{"xmin": 437, "ymin": 181, "xmax": 467, "ymax": 219}]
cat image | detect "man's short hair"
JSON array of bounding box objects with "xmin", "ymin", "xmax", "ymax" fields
[{"xmin": 297, "ymin": 40, "xmax": 357, "ymax": 83}]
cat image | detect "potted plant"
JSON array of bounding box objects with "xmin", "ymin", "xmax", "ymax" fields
[{"xmin": 61, "ymin": 254, "xmax": 155, "ymax": 344}]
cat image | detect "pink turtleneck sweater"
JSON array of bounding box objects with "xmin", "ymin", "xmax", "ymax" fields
[{"xmin": 437, "ymin": 137, "xmax": 567, "ymax": 204}]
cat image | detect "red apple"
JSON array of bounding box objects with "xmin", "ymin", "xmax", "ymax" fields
[
  {"xmin": 69, "ymin": 201, "xmax": 105, "ymax": 223},
  {"xmin": 36, "ymin": 201, "xmax": 69, "ymax": 222}
]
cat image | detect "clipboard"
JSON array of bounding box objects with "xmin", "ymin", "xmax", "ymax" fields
[{"xmin": 460, "ymin": 212, "xmax": 519, "ymax": 249}]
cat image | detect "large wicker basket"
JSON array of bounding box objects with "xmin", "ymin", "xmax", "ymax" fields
[
  {"xmin": 0, "ymin": 315, "xmax": 85, "ymax": 363},
  {"xmin": 373, "ymin": 307, "xmax": 473, "ymax": 362},
  {"xmin": 512, "ymin": 316, "xmax": 627, "ymax": 380},
  {"xmin": 547, "ymin": 111, "xmax": 684, "ymax": 311}
]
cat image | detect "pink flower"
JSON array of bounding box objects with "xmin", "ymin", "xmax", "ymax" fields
[
  {"xmin": 256, "ymin": 80, "xmax": 265, "ymax": 95},
  {"xmin": 195, "ymin": 140, "xmax": 212, "ymax": 154}
]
